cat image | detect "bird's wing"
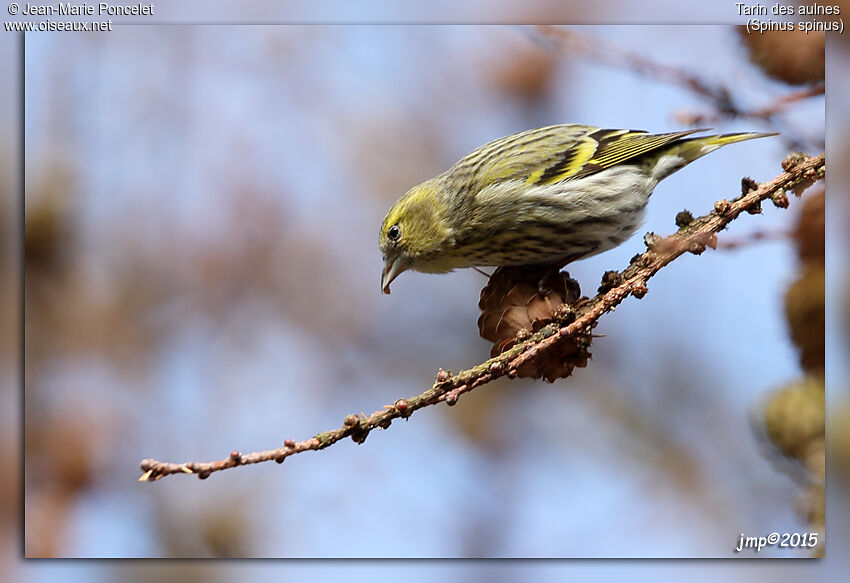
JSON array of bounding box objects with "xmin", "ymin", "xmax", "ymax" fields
[
  {"xmin": 548, "ymin": 127, "xmax": 706, "ymax": 183},
  {"xmin": 458, "ymin": 125, "xmax": 705, "ymax": 191}
]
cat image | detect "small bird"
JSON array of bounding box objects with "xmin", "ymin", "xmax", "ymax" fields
[{"xmin": 379, "ymin": 124, "xmax": 776, "ymax": 294}]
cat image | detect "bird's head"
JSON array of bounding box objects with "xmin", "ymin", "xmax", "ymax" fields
[{"xmin": 379, "ymin": 179, "xmax": 451, "ymax": 294}]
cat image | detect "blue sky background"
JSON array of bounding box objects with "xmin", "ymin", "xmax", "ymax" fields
[{"xmin": 17, "ymin": 20, "xmax": 835, "ymax": 580}]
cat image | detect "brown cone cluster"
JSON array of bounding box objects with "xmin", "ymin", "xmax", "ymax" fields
[
  {"xmin": 486, "ymin": 45, "xmax": 557, "ymax": 104},
  {"xmin": 738, "ymin": 28, "xmax": 824, "ymax": 86},
  {"xmin": 792, "ymin": 184, "xmax": 824, "ymax": 264},
  {"xmin": 761, "ymin": 186, "xmax": 825, "ymax": 556},
  {"xmin": 784, "ymin": 187, "xmax": 825, "ymax": 372},
  {"xmin": 478, "ymin": 266, "xmax": 591, "ymax": 382}
]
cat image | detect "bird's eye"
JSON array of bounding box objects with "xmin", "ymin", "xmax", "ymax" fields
[{"xmin": 387, "ymin": 225, "xmax": 401, "ymax": 241}]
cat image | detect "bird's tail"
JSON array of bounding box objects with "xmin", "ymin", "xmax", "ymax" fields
[
  {"xmin": 679, "ymin": 131, "xmax": 779, "ymax": 162},
  {"xmin": 652, "ymin": 130, "xmax": 779, "ymax": 180}
]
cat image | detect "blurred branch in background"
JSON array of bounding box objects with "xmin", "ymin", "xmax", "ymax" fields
[
  {"xmin": 675, "ymin": 83, "xmax": 825, "ymax": 126},
  {"xmin": 138, "ymin": 153, "xmax": 824, "ymax": 483},
  {"xmin": 531, "ymin": 26, "xmax": 825, "ymax": 150},
  {"xmin": 533, "ymin": 25, "xmax": 739, "ymax": 106},
  {"xmin": 713, "ymin": 227, "xmax": 789, "ymax": 250}
]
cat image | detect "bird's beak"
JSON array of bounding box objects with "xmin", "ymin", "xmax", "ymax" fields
[{"xmin": 381, "ymin": 254, "xmax": 408, "ymax": 294}]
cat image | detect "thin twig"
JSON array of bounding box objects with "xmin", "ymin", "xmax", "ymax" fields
[
  {"xmin": 139, "ymin": 153, "xmax": 825, "ymax": 482},
  {"xmin": 531, "ymin": 26, "xmax": 823, "ymax": 149},
  {"xmin": 675, "ymin": 83, "xmax": 825, "ymax": 126},
  {"xmin": 755, "ymin": 83, "xmax": 825, "ymax": 116},
  {"xmin": 715, "ymin": 228, "xmax": 789, "ymax": 250},
  {"xmin": 532, "ymin": 26, "xmax": 737, "ymax": 111}
]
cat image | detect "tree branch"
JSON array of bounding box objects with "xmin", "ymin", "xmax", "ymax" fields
[
  {"xmin": 531, "ymin": 26, "xmax": 824, "ymax": 149},
  {"xmin": 674, "ymin": 82, "xmax": 825, "ymax": 126},
  {"xmin": 139, "ymin": 153, "xmax": 825, "ymax": 482},
  {"xmin": 531, "ymin": 26, "xmax": 733, "ymax": 104}
]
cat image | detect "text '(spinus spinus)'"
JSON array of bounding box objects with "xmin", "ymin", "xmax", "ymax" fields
[{"xmin": 379, "ymin": 124, "xmax": 777, "ymax": 294}]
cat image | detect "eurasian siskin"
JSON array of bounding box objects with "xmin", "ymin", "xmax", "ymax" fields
[{"xmin": 379, "ymin": 124, "xmax": 776, "ymax": 293}]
